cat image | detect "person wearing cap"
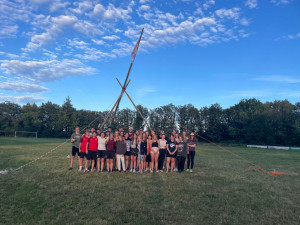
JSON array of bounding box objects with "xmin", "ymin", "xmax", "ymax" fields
[
  {"xmin": 186, "ymin": 133, "xmax": 197, "ymax": 172},
  {"xmin": 128, "ymin": 127, "xmax": 134, "ymax": 139}
]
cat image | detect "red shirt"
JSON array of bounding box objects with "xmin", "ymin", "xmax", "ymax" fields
[
  {"xmin": 88, "ymin": 137, "xmax": 98, "ymax": 151},
  {"xmin": 80, "ymin": 136, "xmax": 89, "ymax": 153},
  {"xmin": 106, "ymin": 139, "xmax": 115, "ymax": 151}
]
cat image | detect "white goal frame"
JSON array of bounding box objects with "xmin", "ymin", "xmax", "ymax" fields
[{"xmin": 15, "ymin": 131, "xmax": 38, "ymax": 138}]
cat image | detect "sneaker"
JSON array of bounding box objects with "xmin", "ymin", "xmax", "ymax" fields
[
  {"xmin": 156, "ymin": 170, "xmax": 159, "ymax": 173},
  {"xmin": 83, "ymin": 169, "xmax": 89, "ymax": 173},
  {"xmin": 119, "ymin": 171, "xmax": 122, "ymax": 173},
  {"xmin": 186, "ymin": 169, "xmax": 190, "ymax": 172},
  {"xmin": 145, "ymin": 168, "xmax": 148, "ymax": 171},
  {"xmin": 78, "ymin": 168, "xmax": 82, "ymax": 172},
  {"xmin": 160, "ymin": 170, "xmax": 164, "ymax": 173},
  {"xmin": 133, "ymin": 169, "xmax": 136, "ymax": 173},
  {"xmin": 68, "ymin": 167, "xmax": 73, "ymax": 170},
  {"xmin": 190, "ymin": 169, "xmax": 193, "ymax": 173},
  {"xmin": 130, "ymin": 169, "xmax": 133, "ymax": 172}
]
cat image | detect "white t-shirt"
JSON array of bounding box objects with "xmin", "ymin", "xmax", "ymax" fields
[
  {"xmin": 159, "ymin": 139, "xmax": 167, "ymax": 149},
  {"xmin": 97, "ymin": 137, "xmax": 107, "ymax": 150}
]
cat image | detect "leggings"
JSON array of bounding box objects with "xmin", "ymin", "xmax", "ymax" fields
[
  {"xmin": 177, "ymin": 156, "xmax": 186, "ymax": 171},
  {"xmin": 158, "ymin": 149, "xmax": 166, "ymax": 170},
  {"xmin": 187, "ymin": 151, "xmax": 195, "ymax": 169}
]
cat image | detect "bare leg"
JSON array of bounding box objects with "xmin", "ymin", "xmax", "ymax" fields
[
  {"xmin": 155, "ymin": 153, "xmax": 159, "ymax": 171},
  {"xmin": 166, "ymin": 158, "xmax": 171, "ymax": 172},
  {"xmin": 70, "ymin": 156, "xmax": 75, "ymax": 168},
  {"xmin": 84, "ymin": 160, "xmax": 89, "ymax": 171},
  {"xmin": 101, "ymin": 158, "xmax": 104, "ymax": 172},
  {"xmin": 97, "ymin": 158, "xmax": 100, "ymax": 172}
]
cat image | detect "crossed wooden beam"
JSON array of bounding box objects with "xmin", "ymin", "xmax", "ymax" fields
[{"xmin": 99, "ymin": 77, "xmax": 153, "ymax": 132}]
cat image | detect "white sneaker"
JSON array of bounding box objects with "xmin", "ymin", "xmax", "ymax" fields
[
  {"xmin": 146, "ymin": 168, "xmax": 148, "ymax": 171},
  {"xmin": 78, "ymin": 168, "xmax": 82, "ymax": 171},
  {"xmin": 160, "ymin": 170, "xmax": 163, "ymax": 172},
  {"xmin": 133, "ymin": 169, "xmax": 136, "ymax": 173},
  {"xmin": 130, "ymin": 169, "xmax": 133, "ymax": 172},
  {"xmin": 156, "ymin": 170, "xmax": 159, "ymax": 173}
]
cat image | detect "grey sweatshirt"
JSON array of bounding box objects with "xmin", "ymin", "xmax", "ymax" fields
[{"xmin": 116, "ymin": 140, "xmax": 127, "ymax": 154}]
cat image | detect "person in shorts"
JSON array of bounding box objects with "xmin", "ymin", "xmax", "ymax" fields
[
  {"xmin": 97, "ymin": 132, "xmax": 107, "ymax": 173},
  {"xmin": 130, "ymin": 133, "xmax": 138, "ymax": 172},
  {"xmin": 137, "ymin": 136, "xmax": 145, "ymax": 173},
  {"xmin": 166, "ymin": 135, "xmax": 178, "ymax": 173},
  {"xmin": 84, "ymin": 132, "xmax": 98, "ymax": 172},
  {"xmin": 124, "ymin": 133, "xmax": 131, "ymax": 171},
  {"xmin": 106, "ymin": 134, "xmax": 116, "ymax": 173},
  {"xmin": 79, "ymin": 130, "xmax": 89, "ymax": 171},
  {"xmin": 69, "ymin": 127, "xmax": 81, "ymax": 170}
]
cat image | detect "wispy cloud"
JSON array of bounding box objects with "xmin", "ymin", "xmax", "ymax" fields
[
  {"xmin": 276, "ymin": 32, "xmax": 300, "ymax": 40},
  {"xmin": 253, "ymin": 75, "xmax": 300, "ymax": 84},
  {"xmin": 0, "ymin": 81, "xmax": 49, "ymax": 92},
  {"xmin": 136, "ymin": 87, "xmax": 157, "ymax": 97},
  {"xmin": 245, "ymin": 0, "xmax": 258, "ymax": 9},
  {"xmin": 270, "ymin": 0, "xmax": 293, "ymax": 6},
  {"xmin": 0, "ymin": 95, "xmax": 46, "ymax": 103}
]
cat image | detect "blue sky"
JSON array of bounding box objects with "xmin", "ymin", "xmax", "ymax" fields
[{"xmin": 0, "ymin": 0, "xmax": 299, "ymax": 111}]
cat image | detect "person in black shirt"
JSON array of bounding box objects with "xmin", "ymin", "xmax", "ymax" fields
[{"xmin": 166, "ymin": 135, "xmax": 178, "ymax": 173}]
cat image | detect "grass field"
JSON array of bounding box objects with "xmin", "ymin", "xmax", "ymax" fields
[{"xmin": 0, "ymin": 137, "xmax": 299, "ymax": 225}]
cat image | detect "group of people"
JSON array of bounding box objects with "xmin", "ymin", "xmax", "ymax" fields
[{"xmin": 69, "ymin": 127, "xmax": 197, "ymax": 174}]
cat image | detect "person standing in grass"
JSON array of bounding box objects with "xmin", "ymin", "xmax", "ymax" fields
[
  {"xmin": 137, "ymin": 136, "xmax": 146, "ymax": 173},
  {"xmin": 166, "ymin": 135, "xmax": 178, "ymax": 173},
  {"xmin": 114, "ymin": 131, "xmax": 119, "ymax": 171},
  {"xmin": 186, "ymin": 133, "xmax": 197, "ymax": 172},
  {"xmin": 124, "ymin": 133, "xmax": 131, "ymax": 171},
  {"xmin": 79, "ymin": 130, "xmax": 90, "ymax": 171},
  {"xmin": 151, "ymin": 135, "xmax": 160, "ymax": 172},
  {"xmin": 116, "ymin": 135, "xmax": 127, "ymax": 173},
  {"xmin": 84, "ymin": 131, "xmax": 98, "ymax": 172},
  {"xmin": 177, "ymin": 136, "xmax": 187, "ymax": 173},
  {"xmin": 69, "ymin": 126, "xmax": 81, "ymax": 170},
  {"xmin": 130, "ymin": 133, "xmax": 138, "ymax": 172},
  {"xmin": 146, "ymin": 135, "xmax": 152, "ymax": 172},
  {"xmin": 158, "ymin": 134, "xmax": 167, "ymax": 172},
  {"xmin": 106, "ymin": 133, "xmax": 116, "ymax": 173},
  {"xmin": 97, "ymin": 132, "xmax": 107, "ymax": 173}
]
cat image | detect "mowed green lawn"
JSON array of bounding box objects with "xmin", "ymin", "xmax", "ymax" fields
[{"xmin": 0, "ymin": 138, "xmax": 299, "ymax": 225}]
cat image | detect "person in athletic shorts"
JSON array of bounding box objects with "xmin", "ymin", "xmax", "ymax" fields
[
  {"xmin": 97, "ymin": 132, "xmax": 107, "ymax": 173},
  {"xmin": 84, "ymin": 132, "xmax": 98, "ymax": 172},
  {"xmin": 106, "ymin": 134, "xmax": 115, "ymax": 173},
  {"xmin": 124, "ymin": 133, "xmax": 131, "ymax": 171},
  {"xmin": 137, "ymin": 136, "xmax": 146, "ymax": 173},
  {"xmin": 69, "ymin": 127, "xmax": 81, "ymax": 170},
  {"xmin": 151, "ymin": 135, "xmax": 160, "ymax": 172},
  {"xmin": 158, "ymin": 134, "xmax": 167, "ymax": 172},
  {"xmin": 166, "ymin": 135, "xmax": 178, "ymax": 173},
  {"xmin": 130, "ymin": 133, "xmax": 138, "ymax": 172},
  {"xmin": 146, "ymin": 135, "xmax": 152, "ymax": 171},
  {"xmin": 79, "ymin": 130, "xmax": 89, "ymax": 171}
]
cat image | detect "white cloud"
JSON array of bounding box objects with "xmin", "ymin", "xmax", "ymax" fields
[
  {"xmin": 277, "ymin": 33, "xmax": 300, "ymax": 40},
  {"xmin": 0, "ymin": 81, "xmax": 49, "ymax": 92},
  {"xmin": 92, "ymin": 3, "xmax": 133, "ymax": 21},
  {"xmin": 136, "ymin": 87, "xmax": 157, "ymax": 97},
  {"xmin": 270, "ymin": 0, "xmax": 292, "ymax": 5},
  {"xmin": 0, "ymin": 24, "xmax": 18, "ymax": 38},
  {"xmin": 103, "ymin": 35, "xmax": 120, "ymax": 40},
  {"xmin": 1, "ymin": 59, "xmax": 95, "ymax": 83},
  {"xmin": 203, "ymin": 0, "xmax": 215, "ymax": 10},
  {"xmin": 0, "ymin": 95, "xmax": 46, "ymax": 103},
  {"xmin": 245, "ymin": 0, "xmax": 257, "ymax": 9},
  {"xmin": 92, "ymin": 39, "xmax": 105, "ymax": 45},
  {"xmin": 215, "ymin": 8, "xmax": 240, "ymax": 20},
  {"xmin": 254, "ymin": 75, "xmax": 300, "ymax": 83}
]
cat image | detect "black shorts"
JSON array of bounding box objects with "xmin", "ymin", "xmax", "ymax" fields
[
  {"xmin": 80, "ymin": 152, "xmax": 86, "ymax": 158},
  {"xmin": 87, "ymin": 151, "xmax": 97, "ymax": 161},
  {"xmin": 131, "ymin": 147, "xmax": 138, "ymax": 156},
  {"xmin": 166, "ymin": 151, "xmax": 176, "ymax": 158},
  {"xmin": 97, "ymin": 150, "xmax": 106, "ymax": 158},
  {"xmin": 124, "ymin": 151, "xmax": 131, "ymax": 156},
  {"xmin": 72, "ymin": 146, "xmax": 79, "ymax": 156},
  {"xmin": 106, "ymin": 150, "xmax": 114, "ymax": 159}
]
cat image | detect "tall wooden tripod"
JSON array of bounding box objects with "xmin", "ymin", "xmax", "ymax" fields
[{"xmin": 99, "ymin": 28, "xmax": 153, "ymax": 132}]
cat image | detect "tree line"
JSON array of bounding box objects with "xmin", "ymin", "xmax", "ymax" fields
[{"xmin": 1, "ymin": 97, "xmax": 299, "ymax": 146}]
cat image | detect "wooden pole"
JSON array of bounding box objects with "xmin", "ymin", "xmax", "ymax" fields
[
  {"xmin": 116, "ymin": 78, "xmax": 153, "ymax": 132},
  {"xmin": 110, "ymin": 28, "xmax": 144, "ymax": 126},
  {"xmin": 99, "ymin": 80, "xmax": 131, "ymax": 130}
]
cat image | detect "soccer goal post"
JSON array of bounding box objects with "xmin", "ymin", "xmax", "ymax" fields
[{"xmin": 15, "ymin": 131, "xmax": 38, "ymax": 138}]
